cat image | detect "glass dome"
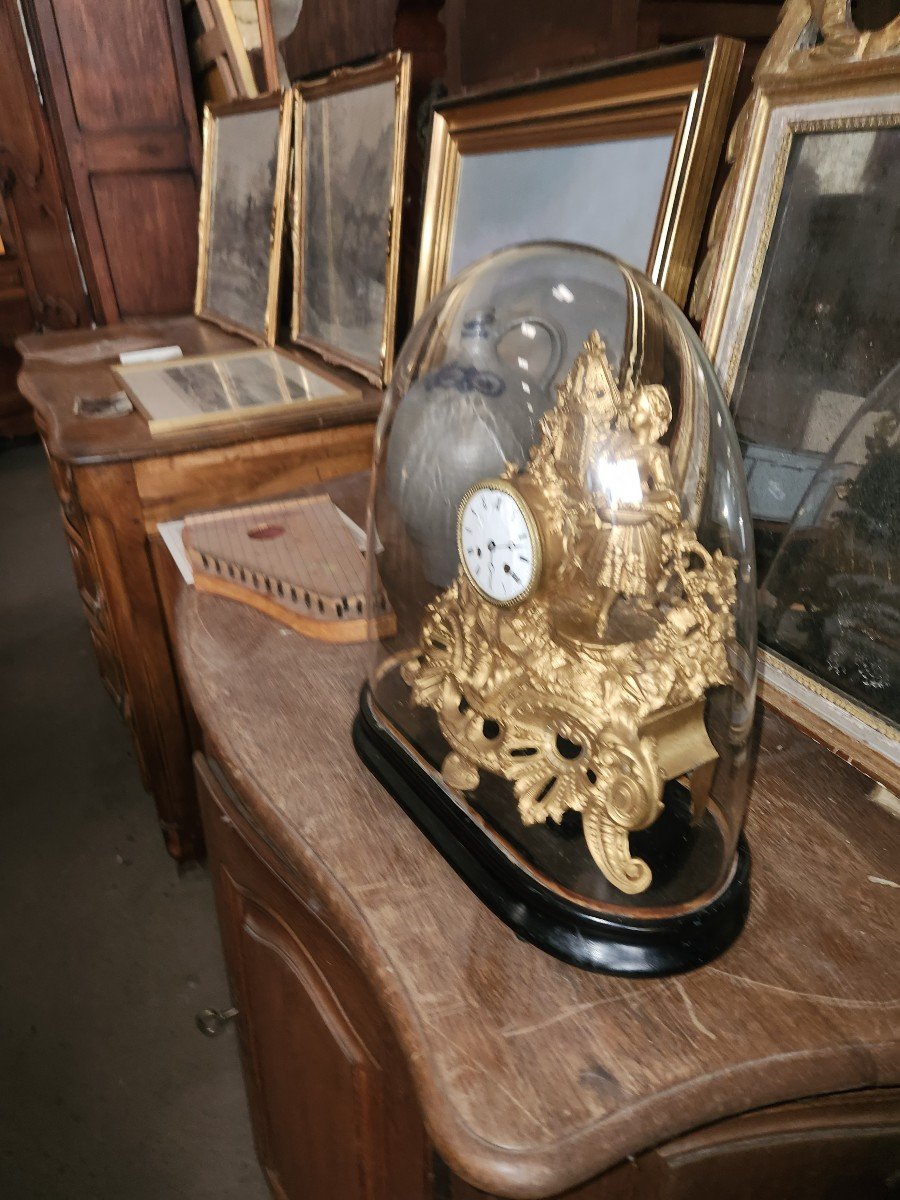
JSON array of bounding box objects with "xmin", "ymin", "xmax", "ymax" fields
[
  {"xmin": 759, "ymin": 361, "xmax": 900, "ymax": 727},
  {"xmin": 355, "ymin": 243, "xmax": 756, "ymax": 975}
]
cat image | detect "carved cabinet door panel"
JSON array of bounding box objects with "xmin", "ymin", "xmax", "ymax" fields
[
  {"xmin": 196, "ymin": 755, "xmax": 429, "ymax": 1200},
  {"xmin": 0, "ymin": 0, "xmax": 90, "ymax": 330},
  {"xmin": 20, "ymin": 0, "xmax": 201, "ymax": 321},
  {"xmin": 220, "ymin": 874, "xmax": 384, "ymax": 1200}
]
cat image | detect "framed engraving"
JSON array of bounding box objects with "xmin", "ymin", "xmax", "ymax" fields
[
  {"xmin": 694, "ymin": 0, "xmax": 900, "ymax": 787},
  {"xmin": 115, "ymin": 348, "xmax": 360, "ymax": 436},
  {"xmin": 291, "ymin": 52, "xmax": 410, "ymax": 386},
  {"xmin": 195, "ymin": 92, "xmax": 292, "ymax": 346},
  {"xmin": 414, "ymin": 39, "xmax": 742, "ymax": 319}
]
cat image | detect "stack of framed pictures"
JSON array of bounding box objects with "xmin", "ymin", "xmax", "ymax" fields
[
  {"xmin": 147, "ymin": 51, "xmax": 411, "ymax": 438},
  {"xmin": 197, "ymin": 51, "xmax": 410, "ymax": 384},
  {"xmin": 186, "ymin": 39, "xmax": 742, "ymax": 433},
  {"xmin": 694, "ymin": 0, "xmax": 900, "ymax": 787}
]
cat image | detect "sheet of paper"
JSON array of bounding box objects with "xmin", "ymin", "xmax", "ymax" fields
[
  {"xmin": 336, "ymin": 506, "xmax": 382, "ymax": 554},
  {"xmin": 335, "ymin": 506, "xmax": 366, "ymax": 551},
  {"xmin": 157, "ymin": 518, "xmax": 193, "ymax": 584}
]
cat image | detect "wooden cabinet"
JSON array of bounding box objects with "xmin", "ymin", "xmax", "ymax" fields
[
  {"xmin": 197, "ymin": 756, "xmax": 428, "ymax": 1200},
  {"xmin": 443, "ymin": 1094, "xmax": 900, "ymax": 1198},
  {"xmin": 180, "ymin": 588, "xmax": 898, "ymax": 1199},
  {"xmin": 0, "ymin": 249, "xmax": 37, "ymax": 437},
  {"xmin": 195, "ymin": 736, "xmax": 900, "ymax": 1199},
  {"xmin": 18, "ymin": 316, "xmax": 380, "ymax": 861}
]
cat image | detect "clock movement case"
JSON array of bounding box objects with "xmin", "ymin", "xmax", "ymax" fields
[{"xmin": 358, "ymin": 244, "xmax": 757, "ymax": 977}]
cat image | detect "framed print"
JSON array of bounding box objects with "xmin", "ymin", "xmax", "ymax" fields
[
  {"xmin": 413, "ymin": 38, "xmax": 742, "ymax": 320},
  {"xmin": 694, "ymin": 0, "xmax": 900, "ymax": 786},
  {"xmin": 195, "ymin": 92, "xmax": 292, "ymax": 345},
  {"xmin": 115, "ymin": 348, "xmax": 360, "ymax": 436},
  {"xmin": 291, "ymin": 52, "xmax": 411, "ymax": 387}
]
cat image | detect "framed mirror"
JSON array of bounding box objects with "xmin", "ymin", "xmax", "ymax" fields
[
  {"xmin": 414, "ymin": 39, "xmax": 742, "ymax": 319},
  {"xmin": 694, "ymin": 0, "xmax": 900, "ymax": 787}
]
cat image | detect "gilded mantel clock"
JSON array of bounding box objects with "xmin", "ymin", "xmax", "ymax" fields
[{"xmin": 356, "ymin": 244, "xmax": 757, "ymax": 975}]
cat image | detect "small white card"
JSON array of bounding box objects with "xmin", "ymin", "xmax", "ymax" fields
[
  {"xmin": 119, "ymin": 345, "xmax": 183, "ymax": 366},
  {"xmin": 158, "ymin": 518, "xmax": 193, "ymax": 584}
]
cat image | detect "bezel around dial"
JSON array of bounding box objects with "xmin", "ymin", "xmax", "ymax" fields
[{"xmin": 456, "ymin": 477, "xmax": 542, "ymax": 607}]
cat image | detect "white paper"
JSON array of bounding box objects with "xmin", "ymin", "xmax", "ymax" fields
[
  {"xmin": 335, "ymin": 507, "xmax": 367, "ymax": 551},
  {"xmin": 119, "ymin": 345, "xmax": 183, "ymax": 366},
  {"xmin": 158, "ymin": 519, "xmax": 194, "ymax": 584},
  {"xmin": 336, "ymin": 506, "xmax": 381, "ymax": 554}
]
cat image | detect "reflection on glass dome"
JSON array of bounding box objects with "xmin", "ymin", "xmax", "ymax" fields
[
  {"xmin": 356, "ymin": 244, "xmax": 757, "ymax": 975},
  {"xmin": 759, "ymin": 362, "xmax": 900, "ymax": 727}
]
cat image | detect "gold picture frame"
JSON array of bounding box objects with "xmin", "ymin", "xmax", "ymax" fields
[
  {"xmin": 290, "ymin": 51, "xmax": 411, "ymax": 387},
  {"xmin": 414, "ymin": 38, "xmax": 742, "ymax": 321},
  {"xmin": 115, "ymin": 348, "xmax": 361, "ymax": 437},
  {"xmin": 195, "ymin": 92, "xmax": 292, "ymax": 346},
  {"xmin": 693, "ymin": 0, "xmax": 900, "ymax": 789}
]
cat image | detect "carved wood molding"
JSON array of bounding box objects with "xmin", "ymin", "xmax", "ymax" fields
[{"xmin": 690, "ymin": 0, "xmax": 900, "ymax": 324}]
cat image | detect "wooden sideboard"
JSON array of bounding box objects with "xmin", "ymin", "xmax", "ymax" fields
[
  {"xmin": 176, "ymin": 584, "xmax": 899, "ymax": 1200},
  {"xmin": 17, "ymin": 317, "xmax": 380, "ymax": 859}
]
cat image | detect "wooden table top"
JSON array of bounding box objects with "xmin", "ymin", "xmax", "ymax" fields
[
  {"xmin": 176, "ymin": 586, "xmax": 900, "ymax": 1199},
  {"xmin": 16, "ymin": 316, "xmax": 382, "ymax": 466}
]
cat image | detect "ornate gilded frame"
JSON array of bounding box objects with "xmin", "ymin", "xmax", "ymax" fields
[
  {"xmin": 414, "ymin": 38, "xmax": 742, "ymax": 321},
  {"xmin": 291, "ymin": 52, "xmax": 411, "ymax": 387},
  {"xmin": 692, "ymin": 0, "xmax": 900, "ymax": 790},
  {"xmin": 195, "ymin": 92, "xmax": 292, "ymax": 346}
]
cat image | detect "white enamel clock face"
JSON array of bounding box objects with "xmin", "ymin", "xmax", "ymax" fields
[{"xmin": 457, "ymin": 482, "xmax": 540, "ymax": 605}]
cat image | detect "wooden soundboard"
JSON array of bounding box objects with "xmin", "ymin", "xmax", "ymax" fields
[{"xmin": 183, "ymin": 494, "xmax": 394, "ymax": 644}]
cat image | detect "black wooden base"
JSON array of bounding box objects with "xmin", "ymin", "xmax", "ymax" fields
[{"xmin": 354, "ymin": 685, "xmax": 751, "ymax": 977}]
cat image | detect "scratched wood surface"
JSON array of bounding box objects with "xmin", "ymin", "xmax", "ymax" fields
[
  {"xmin": 177, "ymin": 587, "xmax": 899, "ymax": 1197},
  {"xmin": 16, "ymin": 315, "xmax": 382, "ymax": 465}
]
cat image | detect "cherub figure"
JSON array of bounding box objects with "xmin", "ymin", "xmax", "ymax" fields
[{"xmin": 585, "ymin": 383, "xmax": 682, "ymax": 636}]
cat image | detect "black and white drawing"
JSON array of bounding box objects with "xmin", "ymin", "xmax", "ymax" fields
[
  {"xmin": 198, "ymin": 98, "xmax": 289, "ymax": 343},
  {"xmin": 301, "ymin": 82, "xmax": 394, "ymax": 367},
  {"xmin": 293, "ymin": 56, "xmax": 408, "ymax": 384},
  {"xmin": 116, "ymin": 350, "xmax": 359, "ymax": 434}
]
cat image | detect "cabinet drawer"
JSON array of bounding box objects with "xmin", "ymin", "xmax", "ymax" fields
[
  {"xmin": 63, "ymin": 517, "xmax": 106, "ymax": 627},
  {"xmin": 43, "ymin": 445, "xmax": 88, "ymax": 538},
  {"xmin": 122, "ymin": 695, "xmax": 151, "ymax": 792},
  {"xmin": 87, "ymin": 623, "xmax": 125, "ymax": 711}
]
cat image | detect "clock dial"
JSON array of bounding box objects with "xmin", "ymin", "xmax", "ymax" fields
[{"xmin": 458, "ymin": 483, "xmax": 540, "ymax": 604}]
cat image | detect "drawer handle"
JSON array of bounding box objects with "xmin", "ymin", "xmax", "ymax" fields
[{"xmin": 195, "ymin": 1005, "xmax": 239, "ymax": 1037}]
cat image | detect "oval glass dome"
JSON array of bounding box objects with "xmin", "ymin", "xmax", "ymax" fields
[{"xmin": 355, "ymin": 243, "xmax": 757, "ymax": 975}]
